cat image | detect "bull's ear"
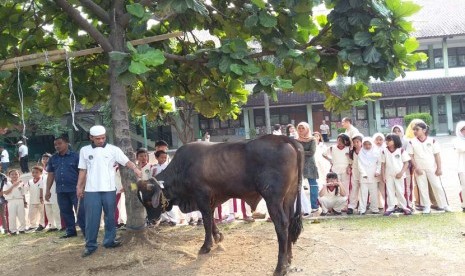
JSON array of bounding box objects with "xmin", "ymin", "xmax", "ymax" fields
[{"xmin": 151, "ymin": 184, "xmax": 163, "ymax": 208}]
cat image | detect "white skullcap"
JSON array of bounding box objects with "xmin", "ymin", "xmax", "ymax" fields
[
  {"xmin": 89, "ymin": 125, "xmax": 106, "ymax": 136},
  {"xmin": 17, "ymin": 141, "xmax": 23, "ymax": 144}
]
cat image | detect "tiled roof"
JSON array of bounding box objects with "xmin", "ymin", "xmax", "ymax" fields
[
  {"xmin": 244, "ymin": 76, "xmax": 465, "ymax": 107},
  {"xmin": 411, "ymin": 0, "xmax": 465, "ymax": 39}
]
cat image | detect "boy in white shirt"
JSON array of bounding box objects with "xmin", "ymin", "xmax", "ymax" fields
[
  {"xmin": 3, "ymin": 169, "xmax": 27, "ymax": 234},
  {"xmin": 27, "ymin": 166, "xmax": 45, "ymax": 231},
  {"xmin": 154, "ymin": 150, "xmax": 179, "ymax": 226}
]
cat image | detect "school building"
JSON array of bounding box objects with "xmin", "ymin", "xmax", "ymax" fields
[{"xmin": 199, "ymin": 0, "xmax": 465, "ymax": 142}]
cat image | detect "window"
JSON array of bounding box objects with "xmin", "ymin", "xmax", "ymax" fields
[
  {"xmin": 255, "ymin": 115, "xmax": 264, "ymax": 127},
  {"xmin": 357, "ymin": 109, "xmax": 367, "ymax": 120},
  {"xmin": 434, "ymin": 49, "xmax": 443, "ymax": 68},
  {"xmin": 384, "ymin": 107, "xmax": 396, "ymax": 118},
  {"xmin": 397, "ymin": 106, "xmax": 407, "ymax": 117},
  {"xmin": 448, "ymin": 48, "xmax": 458, "ymax": 67}
]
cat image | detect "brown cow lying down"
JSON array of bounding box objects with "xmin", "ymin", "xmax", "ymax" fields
[{"xmin": 137, "ymin": 135, "xmax": 304, "ymax": 276}]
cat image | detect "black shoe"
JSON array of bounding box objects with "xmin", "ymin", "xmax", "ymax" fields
[
  {"xmin": 105, "ymin": 240, "xmax": 122, "ymax": 248},
  {"xmin": 46, "ymin": 228, "xmax": 58, "ymax": 232},
  {"xmin": 82, "ymin": 249, "xmax": 96, "ymax": 257},
  {"xmin": 197, "ymin": 218, "xmax": 203, "ymax": 226},
  {"xmin": 18, "ymin": 231, "xmax": 25, "ymax": 234},
  {"xmin": 462, "ymin": 208, "xmax": 465, "ymax": 213},
  {"xmin": 36, "ymin": 225, "xmax": 45, "ymax": 232},
  {"xmin": 60, "ymin": 233, "xmax": 77, "ymax": 239},
  {"xmin": 320, "ymin": 212, "xmax": 327, "ymax": 216},
  {"xmin": 347, "ymin": 208, "xmax": 354, "ymax": 215},
  {"xmin": 333, "ymin": 210, "xmax": 342, "ymax": 216}
]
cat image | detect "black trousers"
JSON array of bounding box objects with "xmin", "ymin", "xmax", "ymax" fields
[
  {"xmin": 322, "ymin": 133, "xmax": 329, "ymax": 142},
  {"xmin": 20, "ymin": 155, "xmax": 29, "ymax": 173}
]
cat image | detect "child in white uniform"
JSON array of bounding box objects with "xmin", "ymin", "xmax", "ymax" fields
[
  {"xmin": 319, "ymin": 172, "xmax": 347, "ymax": 216},
  {"xmin": 454, "ymin": 121, "xmax": 465, "ymax": 212},
  {"xmin": 358, "ymin": 137, "xmax": 381, "ymax": 215},
  {"xmin": 3, "ymin": 169, "xmax": 27, "ymax": 234},
  {"xmin": 27, "ymin": 166, "xmax": 45, "ymax": 231},
  {"xmin": 373, "ymin": 133, "xmax": 386, "ymax": 209},
  {"xmin": 323, "ymin": 134, "xmax": 351, "ymax": 210},
  {"xmin": 348, "ymin": 133, "xmax": 363, "ymax": 215},
  {"xmin": 381, "ymin": 134, "xmax": 411, "ymax": 216},
  {"xmin": 41, "ymin": 154, "xmax": 61, "ymax": 231},
  {"xmin": 155, "ymin": 150, "xmax": 180, "ymax": 226},
  {"xmin": 407, "ymin": 122, "xmax": 451, "ymax": 214}
]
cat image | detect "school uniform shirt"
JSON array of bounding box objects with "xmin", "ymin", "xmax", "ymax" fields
[
  {"xmin": 78, "ymin": 144, "xmax": 130, "ymax": 192},
  {"xmin": 27, "ymin": 178, "xmax": 44, "ymax": 205},
  {"xmin": 358, "ymin": 147, "xmax": 381, "ymax": 183},
  {"xmin": 3, "ymin": 181, "xmax": 25, "ymax": 200},
  {"xmin": 139, "ymin": 163, "xmax": 153, "ymax": 181},
  {"xmin": 407, "ymin": 136, "xmax": 440, "ymax": 170},
  {"xmin": 325, "ymin": 145, "xmax": 350, "ymax": 173},
  {"xmin": 321, "ymin": 186, "xmax": 340, "ymax": 198},
  {"xmin": 153, "ymin": 162, "xmax": 168, "ymax": 176},
  {"xmin": 454, "ymin": 122, "xmax": 465, "ymax": 173},
  {"xmin": 381, "ymin": 148, "xmax": 410, "ymax": 177},
  {"xmin": 1, "ymin": 149, "xmax": 9, "ymax": 163}
]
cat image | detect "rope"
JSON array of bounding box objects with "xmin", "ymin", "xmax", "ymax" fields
[
  {"xmin": 15, "ymin": 59, "xmax": 26, "ymax": 140},
  {"xmin": 65, "ymin": 51, "xmax": 79, "ymax": 131}
]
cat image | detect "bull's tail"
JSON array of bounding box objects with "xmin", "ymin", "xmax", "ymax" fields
[{"xmin": 289, "ymin": 139, "xmax": 303, "ymax": 244}]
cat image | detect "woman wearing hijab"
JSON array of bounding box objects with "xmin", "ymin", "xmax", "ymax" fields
[
  {"xmin": 296, "ymin": 122, "xmax": 319, "ymax": 213},
  {"xmin": 454, "ymin": 121, "xmax": 465, "ymax": 212}
]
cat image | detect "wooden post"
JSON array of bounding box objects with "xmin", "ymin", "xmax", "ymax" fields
[{"xmin": 0, "ymin": 32, "xmax": 183, "ymax": 71}]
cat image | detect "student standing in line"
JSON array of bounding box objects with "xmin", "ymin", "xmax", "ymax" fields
[
  {"xmin": 3, "ymin": 169, "xmax": 27, "ymax": 234},
  {"xmin": 407, "ymin": 122, "xmax": 451, "ymax": 214},
  {"xmin": 381, "ymin": 134, "xmax": 412, "ymax": 216},
  {"xmin": 347, "ymin": 133, "xmax": 364, "ymax": 215},
  {"xmin": 27, "ymin": 166, "xmax": 45, "ymax": 231},
  {"xmin": 357, "ymin": 137, "xmax": 381, "ymax": 215},
  {"xmin": 454, "ymin": 121, "xmax": 465, "ymax": 212}
]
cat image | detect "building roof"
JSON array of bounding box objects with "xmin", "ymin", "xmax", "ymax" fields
[
  {"xmin": 244, "ymin": 76, "xmax": 465, "ymax": 107},
  {"xmin": 411, "ymin": 0, "xmax": 465, "ymax": 39}
]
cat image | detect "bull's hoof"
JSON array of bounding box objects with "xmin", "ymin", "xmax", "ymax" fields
[
  {"xmin": 198, "ymin": 245, "xmax": 211, "ymax": 254},
  {"xmin": 213, "ymin": 233, "xmax": 224, "ymax": 244}
]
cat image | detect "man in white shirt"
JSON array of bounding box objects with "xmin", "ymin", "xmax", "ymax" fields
[
  {"xmin": 77, "ymin": 125, "xmax": 141, "ymax": 257},
  {"xmin": 0, "ymin": 145, "xmax": 9, "ymax": 173},
  {"xmin": 341, "ymin": 117, "xmax": 360, "ymax": 148},
  {"xmin": 319, "ymin": 120, "xmax": 330, "ymax": 142},
  {"xmin": 17, "ymin": 141, "xmax": 29, "ymax": 173}
]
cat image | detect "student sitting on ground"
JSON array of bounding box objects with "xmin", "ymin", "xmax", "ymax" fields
[{"xmin": 319, "ymin": 172, "xmax": 347, "ymax": 216}]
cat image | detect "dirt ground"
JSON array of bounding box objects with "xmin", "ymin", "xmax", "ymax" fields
[{"xmin": 2, "ymin": 212, "xmax": 465, "ymax": 276}]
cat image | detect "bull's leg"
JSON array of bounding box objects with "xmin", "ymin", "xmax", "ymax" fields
[
  {"xmin": 266, "ymin": 200, "xmax": 289, "ymax": 276},
  {"xmin": 198, "ymin": 201, "xmax": 213, "ymax": 254},
  {"xmin": 284, "ymin": 196, "xmax": 295, "ymax": 266},
  {"xmin": 212, "ymin": 215, "xmax": 224, "ymax": 244}
]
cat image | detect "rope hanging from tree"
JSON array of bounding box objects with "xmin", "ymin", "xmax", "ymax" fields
[
  {"xmin": 65, "ymin": 51, "xmax": 79, "ymax": 131},
  {"xmin": 15, "ymin": 59, "xmax": 27, "ymax": 140}
]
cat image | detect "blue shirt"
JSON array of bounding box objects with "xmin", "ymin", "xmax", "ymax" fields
[{"xmin": 47, "ymin": 150, "xmax": 80, "ymax": 193}]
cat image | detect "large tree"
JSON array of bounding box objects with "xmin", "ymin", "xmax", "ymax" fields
[{"xmin": 0, "ymin": 0, "xmax": 425, "ymax": 237}]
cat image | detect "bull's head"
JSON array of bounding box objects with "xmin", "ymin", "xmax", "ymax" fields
[{"xmin": 136, "ymin": 177, "xmax": 166, "ymax": 209}]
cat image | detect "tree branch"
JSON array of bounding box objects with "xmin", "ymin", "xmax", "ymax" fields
[
  {"xmin": 305, "ymin": 24, "xmax": 331, "ymax": 48},
  {"xmin": 54, "ymin": 0, "xmax": 113, "ymax": 52},
  {"xmin": 79, "ymin": 0, "xmax": 110, "ymax": 24}
]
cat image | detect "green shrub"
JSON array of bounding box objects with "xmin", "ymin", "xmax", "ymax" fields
[
  {"xmin": 404, "ymin": 113, "xmax": 432, "ymax": 128},
  {"xmin": 337, "ymin": 128, "xmax": 345, "ymax": 134}
]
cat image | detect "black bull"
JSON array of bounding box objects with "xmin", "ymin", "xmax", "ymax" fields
[{"xmin": 137, "ymin": 135, "xmax": 304, "ymax": 275}]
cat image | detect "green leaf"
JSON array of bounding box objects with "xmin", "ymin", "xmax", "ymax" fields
[
  {"xmin": 348, "ymin": 51, "xmax": 364, "ymax": 65},
  {"xmin": 294, "ymin": 78, "xmax": 311, "ymax": 93},
  {"xmin": 287, "ymin": 49, "xmax": 303, "ymax": 57},
  {"xmin": 251, "ymin": 0, "xmax": 266, "ymax": 8},
  {"xmin": 230, "ymin": 64, "xmax": 243, "ymax": 75},
  {"xmin": 0, "ymin": 71, "xmax": 11, "ymax": 80},
  {"xmin": 244, "ymin": 14, "xmax": 259, "ymax": 28},
  {"xmin": 294, "ymin": 0, "xmax": 313, "ymax": 13},
  {"xmin": 404, "ymin": 37, "xmax": 419, "ymax": 53},
  {"xmin": 259, "ymin": 11, "xmax": 277, "ymax": 28},
  {"xmin": 354, "ymin": 32, "xmax": 372, "ymax": 46},
  {"xmin": 315, "ymin": 15, "xmax": 328, "ymax": 27},
  {"xmin": 109, "ymin": 51, "xmax": 129, "ymax": 61},
  {"xmin": 126, "ymin": 3, "xmax": 145, "ymax": 19},
  {"xmin": 219, "ymin": 56, "xmax": 231, "ymax": 73},
  {"xmin": 135, "ymin": 49, "xmax": 166, "ymax": 67},
  {"xmin": 126, "ymin": 42, "xmax": 137, "ymax": 54},
  {"xmin": 259, "ymin": 76, "xmax": 274, "ymax": 86},
  {"xmin": 243, "ymin": 63, "xmax": 261, "ymax": 74},
  {"xmin": 362, "ymin": 46, "xmax": 382, "ymax": 63},
  {"xmin": 275, "ymin": 78, "xmax": 293, "ymax": 89},
  {"xmin": 118, "ymin": 71, "xmax": 137, "ymax": 85},
  {"xmin": 129, "ymin": 61, "xmax": 150, "ymax": 74}
]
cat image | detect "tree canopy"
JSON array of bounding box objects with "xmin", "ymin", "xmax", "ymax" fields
[{"xmin": 0, "ymin": 0, "xmax": 425, "ymax": 127}]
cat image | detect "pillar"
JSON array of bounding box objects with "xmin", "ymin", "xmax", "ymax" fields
[
  {"xmin": 374, "ymin": 100, "xmax": 382, "ymax": 132},
  {"xmin": 431, "ymin": 95, "xmax": 439, "ymax": 132},
  {"xmin": 445, "ymin": 94, "xmax": 453, "ymax": 133},
  {"xmin": 367, "ymin": 101, "xmax": 376, "ymax": 135},
  {"xmin": 442, "ymin": 38, "xmax": 449, "ymax": 77},
  {"xmin": 243, "ymin": 108, "xmax": 251, "ymax": 139},
  {"xmin": 306, "ymin": 104, "xmax": 313, "ymax": 125}
]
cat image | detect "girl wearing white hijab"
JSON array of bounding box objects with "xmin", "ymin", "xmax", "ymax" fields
[
  {"xmin": 392, "ymin": 124, "xmax": 413, "ymax": 209},
  {"xmin": 372, "ymin": 132, "xmax": 386, "ymax": 209},
  {"xmin": 454, "ymin": 121, "xmax": 465, "ymax": 212},
  {"xmin": 357, "ymin": 137, "xmax": 381, "ymax": 215}
]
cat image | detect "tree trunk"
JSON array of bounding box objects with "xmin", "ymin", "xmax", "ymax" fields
[{"xmin": 108, "ymin": 8, "xmax": 146, "ymax": 232}]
